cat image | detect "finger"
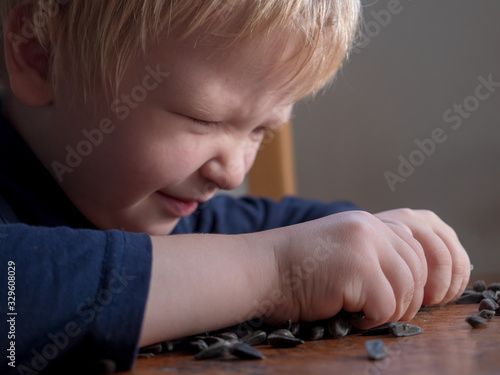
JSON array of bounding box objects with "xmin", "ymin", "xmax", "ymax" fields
[
  {"xmin": 377, "ymin": 217, "xmax": 413, "ymax": 236},
  {"xmin": 417, "ymin": 230, "xmax": 453, "ymax": 306},
  {"xmin": 383, "ymin": 223, "xmax": 426, "ymax": 321},
  {"xmin": 351, "ymin": 242, "xmax": 417, "ymax": 328},
  {"xmin": 340, "ymin": 242, "xmax": 400, "ymax": 330},
  {"xmin": 412, "ymin": 211, "xmax": 471, "ymax": 304},
  {"xmin": 434, "ymin": 227, "xmax": 471, "ymax": 303},
  {"xmin": 350, "ymin": 273, "xmax": 396, "ymax": 330},
  {"xmin": 375, "ymin": 215, "xmax": 428, "ymax": 275}
]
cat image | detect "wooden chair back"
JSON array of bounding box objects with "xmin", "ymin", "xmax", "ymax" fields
[{"xmin": 248, "ymin": 122, "xmax": 297, "ymax": 200}]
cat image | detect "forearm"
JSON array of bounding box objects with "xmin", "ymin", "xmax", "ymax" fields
[{"xmin": 139, "ymin": 232, "xmax": 279, "ymax": 346}]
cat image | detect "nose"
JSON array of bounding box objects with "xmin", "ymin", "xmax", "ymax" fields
[{"xmin": 200, "ymin": 143, "xmax": 252, "ymax": 191}]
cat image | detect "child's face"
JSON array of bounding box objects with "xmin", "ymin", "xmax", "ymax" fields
[{"xmin": 44, "ymin": 31, "xmax": 295, "ymax": 234}]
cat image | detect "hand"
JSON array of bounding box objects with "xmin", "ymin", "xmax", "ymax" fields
[
  {"xmin": 374, "ymin": 208, "xmax": 470, "ymax": 306},
  {"xmin": 269, "ymin": 210, "xmax": 430, "ymax": 330}
]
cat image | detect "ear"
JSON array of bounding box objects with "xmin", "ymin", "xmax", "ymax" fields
[{"xmin": 3, "ymin": 4, "xmax": 53, "ymax": 107}]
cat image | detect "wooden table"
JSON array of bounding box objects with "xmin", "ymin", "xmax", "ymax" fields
[{"xmin": 126, "ymin": 282, "xmax": 500, "ymax": 375}]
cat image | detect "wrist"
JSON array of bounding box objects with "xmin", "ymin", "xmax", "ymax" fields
[
  {"xmin": 242, "ymin": 226, "xmax": 299, "ymax": 325},
  {"xmin": 238, "ymin": 231, "xmax": 284, "ymax": 323}
]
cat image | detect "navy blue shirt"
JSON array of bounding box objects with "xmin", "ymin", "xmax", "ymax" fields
[{"xmin": 0, "ymin": 110, "xmax": 358, "ymax": 373}]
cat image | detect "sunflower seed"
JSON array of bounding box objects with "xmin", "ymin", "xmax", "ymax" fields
[
  {"xmin": 299, "ymin": 324, "xmax": 325, "ymax": 341},
  {"xmin": 465, "ymin": 315, "xmax": 487, "ymax": 328},
  {"xmin": 240, "ymin": 330, "xmax": 267, "ymax": 346},
  {"xmin": 290, "ymin": 322, "xmax": 301, "ymax": 336},
  {"xmin": 478, "ymin": 309, "xmax": 495, "ymax": 320},
  {"xmin": 454, "ymin": 292, "xmax": 483, "ymax": 304},
  {"xmin": 189, "ymin": 339, "xmax": 209, "ymax": 353},
  {"xmin": 460, "ymin": 289, "xmax": 477, "ymax": 295},
  {"xmin": 365, "ymin": 339, "xmax": 387, "ymax": 360},
  {"xmin": 478, "ymin": 298, "xmax": 498, "ymax": 312},
  {"xmin": 232, "ymin": 342, "xmax": 265, "ymax": 360},
  {"xmin": 473, "ymin": 280, "xmax": 487, "ymax": 292},
  {"xmin": 270, "ymin": 329, "xmax": 294, "ymax": 337},
  {"xmin": 491, "ymin": 293, "xmax": 499, "ymax": 302},
  {"xmin": 194, "ymin": 341, "xmax": 232, "ymax": 360},
  {"xmin": 482, "ymin": 290, "xmax": 497, "ymax": 301},
  {"xmin": 487, "ymin": 283, "xmax": 500, "ymax": 292},
  {"xmin": 267, "ymin": 332, "xmax": 304, "ymax": 348},
  {"xmin": 362, "ymin": 323, "xmax": 392, "ymax": 336},
  {"xmin": 388, "ymin": 322, "xmax": 422, "ymax": 337},
  {"xmin": 327, "ymin": 313, "xmax": 351, "ymax": 338},
  {"xmin": 216, "ymin": 332, "xmax": 239, "ymax": 343}
]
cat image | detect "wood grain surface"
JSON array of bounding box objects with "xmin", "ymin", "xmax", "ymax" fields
[{"xmin": 124, "ymin": 296, "xmax": 500, "ymax": 375}]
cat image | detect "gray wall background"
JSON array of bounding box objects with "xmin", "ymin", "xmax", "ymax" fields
[{"xmin": 292, "ymin": 0, "xmax": 500, "ymax": 276}]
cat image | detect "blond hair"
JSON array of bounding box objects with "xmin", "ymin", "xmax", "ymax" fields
[{"xmin": 0, "ymin": 0, "xmax": 360, "ymax": 102}]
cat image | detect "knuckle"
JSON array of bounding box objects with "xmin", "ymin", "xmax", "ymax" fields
[
  {"xmin": 415, "ymin": 209, "xmax": 443, "ymax": 225},
  {"xmin": 344, "ymin": 211, "xmax": 377, "ymax": 236},
  {"xmin": 416, "ymin": 208, "xmax": 437, "ymax": 218},
  {"xmin": 449, "ymin": 228, "xmax": 460, "ymax": 242},
  {"xmin": 397, "ymin": 207, "xmax": 415, "ymax": 217}
]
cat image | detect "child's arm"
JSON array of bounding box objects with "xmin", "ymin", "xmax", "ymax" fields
[
  {"xmin": 140, "ymin": 209, "xmax": 470, "ymax": 346},
  {"xmin": 140, "ymin": 232, "xmax": 277, "ymax": 346}
]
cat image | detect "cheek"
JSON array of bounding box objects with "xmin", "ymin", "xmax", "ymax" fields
[
  {"xmin": 119, "ymin": 113, "xmax": 208, "ymax": 175},
  {"xmin": 120, "ymin": 143, "xmax": 193, "ymax": 188},
  {"xmin": 125, "ymin": 138, "xmax": 213, "ymax": 195},
  {"xmin": 61, "ymin": 132, "xmax": 176, "ymax": 202}
]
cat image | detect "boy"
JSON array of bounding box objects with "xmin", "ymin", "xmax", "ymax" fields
[{"xmin": 0, "ymin": 0, "xmax": 470, "ymax": 373}]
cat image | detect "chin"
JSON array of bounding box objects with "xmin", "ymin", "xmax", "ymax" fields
[
  {"xmin": 134, "ymin": 219, "xmax": 180, "ymax": 236},
  {"xmin": 144, "ymin": 224, "xmax": 178, "ymax": 236},
  {"xmin": 90, "ymin": 214, "xmax": 179, "ymax": 235}
]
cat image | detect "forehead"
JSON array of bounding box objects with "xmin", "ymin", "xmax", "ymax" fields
[
  {"xmin": 141, "ymin": 30, "xmax": 300, "ymax": 119},
  {"xmin": 155, "ymin": 27, "xmax": 313, "ymax": 98}
]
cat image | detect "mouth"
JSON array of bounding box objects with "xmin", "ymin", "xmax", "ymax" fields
[{"xmin": 155, "ymin": 191, "xmax": 200, "ymax": 217}]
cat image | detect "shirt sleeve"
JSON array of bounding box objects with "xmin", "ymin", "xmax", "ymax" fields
[
  {"xmin": 0, "ymin": 223, "xmax": 152, "ymax": 374},
  {"xmin": 172, "ymin": 195, "xmax": 360, "ymax": 234}
]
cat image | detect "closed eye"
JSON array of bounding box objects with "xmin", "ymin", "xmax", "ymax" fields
[{"xmin": 190, "ymin": 117, "xmax": 220, "ymax": 126}]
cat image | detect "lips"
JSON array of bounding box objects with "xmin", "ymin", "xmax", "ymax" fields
[{"xmin": 155, "ymin": 191, "xmax": 199, "ymax": 217}]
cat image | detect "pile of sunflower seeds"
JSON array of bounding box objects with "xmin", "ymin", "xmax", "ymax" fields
[
  {"xmin": 138, "ymin": 281, "xmax": 499, "ymax": 361},
  {"xmin": 455, "ymin": 280, "xmax": 500, "ymax": 328},
  {"xmin": 139, "ymin": 309, "xmax": 422, "ymax": 361}
]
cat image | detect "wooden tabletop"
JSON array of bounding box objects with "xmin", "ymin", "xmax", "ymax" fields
[{"xmin": 125, "ymin": 279, "xmax": 500, "ymax": 375}]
